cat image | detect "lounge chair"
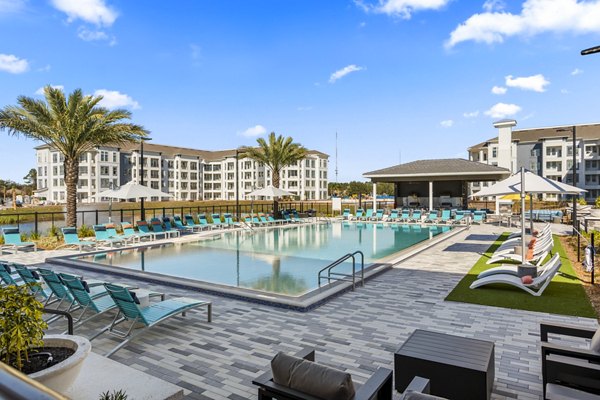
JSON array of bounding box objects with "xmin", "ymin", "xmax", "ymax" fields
[
  {"xmin": 150, "ymin": 218, "xmax": 179, "ymax": 238},
  {"xmin": 186, "ymin": 214, "xmax": 207, "ymax": 231},
  {"xmin": 540, "ymin": 321, "xmax": 600, "ymax": 399},
  {"xmin": 58, "ymin": 227, "xmax": 97, "ymax": 251},
  {"xmin": 267, "ymin": 214, "xmax": 285, "ymax": 225},
  {"xmin": 252, "ymin": 348, "xmax": 393, "ymax": 400},
  {"xmin": 493, "ymin": 230, "xmax": 553, "ymax": 255},
  {"xmin": 37, "ymin": 267, "xmax": 107, "ymax": 308},
  {"xmin": 258, "ymin": 213, "xmax": 273, "ymax": 226},
  {"xmin": 167, "ymin": 216, "xmax": 194, "ymax": 233},
  {"xmin": 507, "ymin": 223, "xmax": 551, "ymax": 240},
  {"xmin": 133, "ymin": 221, "xmax": 158, "ymax": 240},
  {"xmin": 105, "ymin": 224, "xmax": 133, "ymax": 244},
  {"xmin": 472, "ymin": 211, "xmax": 485, "ymax": 224},
  {"xmin": 410, "ymin": 210, "xmax": 422, "ymax": 223},
  {"xmin": 252, "ymin": 214, "xmax": 266, "ymax": 226},
  {"xmin": 424, "ymin": 210, "xmax": 438, "ymax": 224},
  {"xmin": 97, "ymin": 283, "xmax": 212, "ymax": 357},
  {"xmin": 210, "ymin": 213, "xmax": 226, "ymax": 229},
  {"xmin": 282, "ymin": 212, "xmax": 297, "ymax": 224},
  {"xmin": 454, "ymin": 210, "xmax": 465, "ymax": 224},
  {"xmin": 291, "ymin": 210, "xmax": 304, "ymax": 222},
  {"xmin": 374, "ymin": 209, "xmax": 384, "ymax": 221},
  {"xmin": 93, "ymin": 225, "xmax": 126, "ymax": 248},
  {"xmin": 121, "ymin": 222, "xmax": 149, "ymax": 242},
  {"xmin": 223, "ymin": 213, "xmax": 241, "ymax": 228},
  {"xmin": 59, "ymin": 272, "xmax": 163, "ymax": 326},
  {"xmin": 388, "ymin": 209, "xmax": 399, "ymax": 222},
  {"xmin": 1, "ymin": 227, "xmax": 37, "ymax": 253},
  {"xmin": 365, "ymin": 209, "xmax": 375, "ymax": 221},
  {"xmin": 0, "ymin": 263, "xmax": 23, "ymax": 286},
  {"xmin": 469, "ymin": 253, "xmax": 562, "ymax": 296},
  {"xmin": 477, "ymin": 251, "xmax": 551, "ymax": 279},
  {"xmin": 341, "ymin": 208, "xmax": 351, "ymax": 220},
  {"xmin": 487, "ymin": 235, "xmax": 554, "ymax": 265},
  {"xmin": 11, "ymin": 264, "xmax": 56, "ymax": 301},
  {"xmin": 440, "ymin": 209, "xmax": 451, "ymax": 224},
  {"xmin": 400, "ymin": 209, "xmax": 411, "ymax": 222},
  {"xmin": 355, "ymin": 208, "xmax": 365, "ymax": 220}
]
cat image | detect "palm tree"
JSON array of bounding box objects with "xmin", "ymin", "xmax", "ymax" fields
[
  {"xmin": 0, "ymin": 86, "xmax": 148, "ymax": 226},
  {"xmin": 240, "ymin": 132, "xmax": 307, "ymax": 215}
]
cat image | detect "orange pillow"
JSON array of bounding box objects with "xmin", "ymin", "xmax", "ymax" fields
[
  {"xmin": 528, "ymin": 238, "xmax": 537, "ymax": 249},
  {"xmin": 526, "ymin": 249, "xmax": 534, "ymax": 260},
  {"xmin": 521, "ymin": 275, "xmax": 534, "ymax": 284}
]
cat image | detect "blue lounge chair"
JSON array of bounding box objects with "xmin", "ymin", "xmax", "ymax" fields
[
  {"xmin": 425, "ymin": 211, "xmax": 439, "ymax": 223},
  {"xmin": 356, "ymin": 209, "xmax": 365, "ymax": 220},
  {"xmin": 167, "ymin": 216, "xmax": 194, "ymax": 233},
  {"xmin": 105, "ymin": 224, "xmax": 132, "ymax": 243},
  {"xmin": 59, "ymin": 227, "xmax": 97, "ymax": 251},
  {"xmin": 0, "ymin": 263, "xmax": 23, "ymax": 286},
  {"xmin": 440, "ymin": 209, "xmax": 451, "ymax": 224},
  {"xmin": 410, "ymin": 210, "xmax": 422, "ymax": 223},
  {"xmin": 291, "ymin": 210, "xmax": 304, "ymax": 223},
  {"xmin": 93, "ymin": 225, "xmax": 125, "ymax": 248},
  {"xmin": 98, "ymin": 283, "xmax": 212, "ymax": 357},
  {"xmin": 183, "ymin": 214, "xmax": 204, "ymax": 231},
  {"xmin": 400, "ymin": 209, "xmax": 410, "ymax": 222},
  {"xmin": 11, "ymin": 264, "xmax": 54, "ymax": 300},
  {"xmin": 342, "ymin": 209, "xmax": 351, "ymax": 220},
  {"xmin": 365, "ymin": 209, "xmax": 375, "ymax": 221},
  {"xmin": 210, "ymin": 213, "xmax": 226, "ymax": 229},
  {"xmin": 473, "ymin": 211, "xmax": 485, "ymax": 224},
  {"xmin": 121, "ymin": 222, "xmax": 149, "ymax": 242},
  {"xmin": 223, "ymin": 213, "xmax": 241, "ymax": 227},
  {"xmin": 1, "ymin": 227, "xmax": 37, "ymax": 253},
  {"xmin": 374, "ymin": 209, "xmax": 384, "ymax": 221},
  {"xmin": 151, "ymin": 218, "xmax": 179, "ymax": 238},
  {"xmin": 137, "ymin": 220, "xmax": 166, "ymax": 240},
  {"xmin": 266, "ymin": 214, "xmax": 285, "ymax": 225},
  {"xmin": 37, "ymin": 267, "xmax": 106, "ymax": 308},
  {"xmin": 388, "ymin": 209, "xmax": 399, "ymax": 222}
]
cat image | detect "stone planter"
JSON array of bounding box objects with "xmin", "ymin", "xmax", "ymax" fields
[{"xmin": 29, "ymin": 335, "xmax": 91, "ymax": 394}]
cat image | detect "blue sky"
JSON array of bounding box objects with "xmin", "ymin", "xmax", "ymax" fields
[{"xmin": 1, "ymin": 0, "xmax": 600, "ymax": 183}]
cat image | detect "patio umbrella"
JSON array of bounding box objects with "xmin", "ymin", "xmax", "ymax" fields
[
  {"xmin": 471, "ymin": 168, "xmax": 585, "ymax": 261},
  {"xmin": 247, "ymin": 186, "xmax": 295, "ymax": 215},
  {"xmin": 95, "ymin": 181, "xmax": 173, "ymax": 222}
]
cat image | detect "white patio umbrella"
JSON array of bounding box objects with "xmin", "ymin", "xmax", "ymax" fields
[
  {"xmin": 95, "ymin": 181, "xmax": 173, "ymax": 222},
  {"xmin": 246, "ymin": 186, "xmax": 295, "ymax": 216},
  {"xmin": 471, "ymin": 168, "xmax": 585, "ymax": 261}
]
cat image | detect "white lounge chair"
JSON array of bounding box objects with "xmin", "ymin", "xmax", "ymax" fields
[
  {"xmin": 507, "ymin": 223, "xmax": 551, "ymax": 240},
  {"xmin": 487, "ymin": 236, "xmax": 554, "ymax": 265},
  {"xmin": 470, "ymin": 254, "xmax": 562, "ymax": 296},
  {"xmin": 492, "ymin": 233, "xmax": 552, "ymax": 257},
  {"xmin": 477, "ymin": 250, "xmax": 551, "ymax": 279}
]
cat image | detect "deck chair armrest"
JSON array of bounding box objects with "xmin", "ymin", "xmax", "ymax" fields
[
  {"xmin": 542, "ymin": 342, "xmax": 600, "ymax": 362},
  {"xmin": 355, "ymin": 367, "xmax": 393, "ymax": 400},
  {"xmin": 403, "ymin": 376, "xmax": 431, "ymax": 394},
  {"xmin": 541, "ymin": 321, "xmax": 596, "ymax": 341}
]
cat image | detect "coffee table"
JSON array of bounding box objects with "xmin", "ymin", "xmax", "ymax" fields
[{"xmin": 395, "ymin": 330, "xmax": 495, "ymax": 399}]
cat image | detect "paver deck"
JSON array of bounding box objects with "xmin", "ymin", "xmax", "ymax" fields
[{"xmin": 3, "ymin": 222, "xmax": 597, "ymax": 399}]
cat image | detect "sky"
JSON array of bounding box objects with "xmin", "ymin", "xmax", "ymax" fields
[{"xmin": 1, "ymin": 0, "xmax": 600, "ymax": 183}]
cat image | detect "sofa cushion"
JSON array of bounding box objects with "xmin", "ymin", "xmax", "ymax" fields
[{"xmin": 271, "ymin": 352, "xmax": 355, "ymax": 400}]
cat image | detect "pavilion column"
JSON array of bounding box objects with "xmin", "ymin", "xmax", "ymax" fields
[
  {"xmin": 495, "ymin": 196, "xmax": 500, "ymax": 215},
  {"xmin": 428, "ymin": 181, "xmax": 433, "ymax": 210},
  {"xmin": 372, "ymin": 182, "xmax": 377, "ymax": 211}
]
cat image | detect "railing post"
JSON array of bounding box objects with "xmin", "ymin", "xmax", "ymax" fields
[
  {"xmin": 120, "ymin": 209, "xmax": 124, "ymax": 222},
  {"xmin": 181, "ymin": 207, "xmax": 184, "ymax": 217},
  {"xmin": 592, "ymin": 232, "xmax": 595, "ymax": 285},
  {"xmin": 95, "ymin": 210, "xmax": 99, "ymax": 225},
  {"xmin": 34, "ymin": 212, "xmax": 38, "ymax": 236},
  {"xmin": 163, "ymin": 207, "xmax": 166, "ymax": 218}
]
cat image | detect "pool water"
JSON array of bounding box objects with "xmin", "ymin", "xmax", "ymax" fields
[{"xmin": 74, "ymin": 222, "xmax": 451, "ymax": 296}]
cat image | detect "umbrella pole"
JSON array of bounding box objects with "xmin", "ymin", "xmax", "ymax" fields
[
  {"xmin": 529, "ymin": 195, "xmax": 534, "ymax": 235},
  {"xmin": 521, "ymin": 168, "xmax": 526, "ymax": 263}
]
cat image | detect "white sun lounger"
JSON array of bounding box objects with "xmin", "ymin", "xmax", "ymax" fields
[
  {"xmin": 470, "ymin": 253, "xmax": 562, "ymax": 296},
  {"xmin": 477, "ymin": 250, "xmax": 550, "ymax": 279},
  {"xmin": 507, "ymin": 223, "xmax": 551, "ymax": 240},
  {"xmin": 487, "ymin": 236, "xmax": 554, "ymax": 265},
  {"xmin": 492, "ymin": 233, "xmax": 553, "ymax": 257}
]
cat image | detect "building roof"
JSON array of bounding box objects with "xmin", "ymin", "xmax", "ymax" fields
[
  {"xmin": 468, "ymin": 122, "xmax": 600, "ymax": 152},
  {"xmin": 36, "ymin": 142, "xmax": 328, "ymax": 161},
  {"xmin": 363, "ymin": 158, "xmax": 510, "ymax": 182}
]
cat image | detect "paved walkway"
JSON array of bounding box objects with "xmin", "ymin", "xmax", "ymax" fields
[{"xmin": 4, "ymin": 223, "xmax": 598, "ymax": 399}]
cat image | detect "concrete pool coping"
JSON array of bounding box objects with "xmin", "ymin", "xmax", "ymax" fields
[{"xmin": 46, "ymin": 222, "xmax": 467, "ymax": 311}]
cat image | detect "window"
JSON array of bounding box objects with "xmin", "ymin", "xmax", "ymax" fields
[
  {"xmin": 100, "ymin": 166, "xmax": 110, "ymax": 175},
  {"xmin": 79, "ymin": 166, "xmax": 88, "ymax": 175},
  {"xmin": 191, "ymin": 172, "xmax": 198, "ymax": 180},
  {"xmin": 151, "ymin": 182, "xmax": 159, "ymax": 189},
  {"xmin": 112, "ymin": 153, "xmax": 117, "ymax": 162},
  {"xmin": 79, "ymin": 153, "xmax": 87, "ymax": 162},
  {"xmin": 53, "ymin": 153, "xmax": 58, "ymax": 163},
  {"xmin": 100, "ymin": 151, "xmax": 109, "ymax": 162},
  {"xmin": 288, "ymin": 170, "xmax": 298, "ymax": 177},
  {"xmin": 151, "ymin": 170, "xmax": 159, "ymax": 179},
  {"xmin": 546, "ymin": 146, "xmax": 562, "ymax": 157},
  {"xmin": 492, "ymin": 147, "xmax": 497, "ymax": 158},
  {"xmin": 545, "ymin": 161, "xmax": 562, "ymax": 171},
  {"xmin": 112, "ymin": 166, "xmax": 118, "ymax": 175},
  {"xmin": 151, "ymin": 159, "xmax": 159, "ymax": 168},
  {"xmin": 168, "ymin": 161, "xmax": 174, "ymax": 168},
  {"xmin": 190, "ymin": 162, "xmax": 197, "ymax": 170},
  {"xmin": 181, "ymin": 161, "xmax": 188, "ymax": 169},
  {"xmin": 585, "ymin": 145, "xmax": 598, "ymax": 155}
]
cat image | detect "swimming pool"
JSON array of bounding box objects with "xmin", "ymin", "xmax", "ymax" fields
[{"xmin": 71, "ymin": 222, "xmax": 452, "ymax": 297}]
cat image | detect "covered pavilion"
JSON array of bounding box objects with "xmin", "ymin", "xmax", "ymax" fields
[{"xmin": 363, "ymin": 158, "xmax": 510, "ymax": 210}]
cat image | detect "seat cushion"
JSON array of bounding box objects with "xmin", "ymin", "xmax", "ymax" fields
[{"xmin": 271, "ymin": 352, "xmax": 355, "ymax": 400}]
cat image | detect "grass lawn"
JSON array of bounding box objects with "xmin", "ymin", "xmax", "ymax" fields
[{"xmin": 445, "ymin": 233, "xmax": 597, "ymax": 318}]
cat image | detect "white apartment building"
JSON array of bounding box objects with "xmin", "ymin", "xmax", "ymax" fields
[
  {"xmin": 468, "ymin": 120, "xmax": 600, "ymax": 201},
  {"xmin": 35, "ymin": 143, "xmax": 329, "ymax": 203}
]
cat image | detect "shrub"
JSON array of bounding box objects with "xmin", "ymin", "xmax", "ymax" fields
[
  {"xmin": 578, "ymin": 197, "xmax": 588, "ymax": 206},
  {"xmin": 78, "ymin": 224, "xmax": 94, "ymax": 238},
  {"xmin": 19, "ymin": 232, "xmax": 28, "ymax": 242},
  {"xmin": 596, "ymin": 197, "xmax": 600, "ymax": 208},
  {"xmin": 29, "ymin": 232, "xmax": 41, "ymax": 240},
  {"xmin": 99, "ymin": 390, "xmax": 128, "ymax": 400},
  {"xmin": 0, "ymin": 285, "xmax": 48, "ymax": 371},
  {"xmin": 47, "ymin": 225, "xmax": 60, "ymax": 237}
]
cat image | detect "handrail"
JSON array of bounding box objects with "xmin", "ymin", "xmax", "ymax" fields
[
  {"xmin": 318, "ymin": 251, "xmax": 364, "ymax": 290},
  {"xmin": 43, "ymin": 308, "xmax": 73, "ymax": 335}
]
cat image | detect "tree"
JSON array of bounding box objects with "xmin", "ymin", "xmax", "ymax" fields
[
  {"xmin": 23, "ymin": 168, "xmax": 37, "ymax": 194},
  {"xmin": 0, "ymin": 86, "xmax": 148, "ymax": 226},
  {"xmin": 240, "ymin": 132, "xmax": 307, "ymax": 215}
]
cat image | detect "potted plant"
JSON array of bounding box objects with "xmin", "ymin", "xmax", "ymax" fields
[{"xmin": 0, "ymin": 284, "xmax": 91, "ymax": 393}]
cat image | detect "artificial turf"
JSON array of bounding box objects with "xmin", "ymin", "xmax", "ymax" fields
[{"xmin": 445, "ymin": 233, "xmax": 597, "ymax": 318}]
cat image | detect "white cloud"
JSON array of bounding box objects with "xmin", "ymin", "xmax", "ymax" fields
[
  {"xmin": 356, "ymin": 0, "xmax": 450, "ymax": 19},
  {"xmin": 329, "ymin": 64, "xmax": 364, "ymax": 83},
  {"xmin": 505, "ymin": 74, "xmax": 549, "ymax": 92},
  {"xmin": 561, "ymin": 88, "xmax": 570, "ymax": 94},
  {"xmin": 50, "ymin": 0, "xmax": 117, "ymax": 26},
  {"xmin": 484, "ymin": 102, "xmax": 522, "ymax": 118},
  {"xmin": 93, "ymin": 89, "xmax": 140, "ymax": 109},
  {"xmin": 359, "ymin": 21, "xmax": 367, "ymax": 28},
  {"xmin": 0, "ymin": 54, "xmax": 29, "ymax": 74},
  {"xmin": 463, "ymin": 110, "xmax": 479, "ymax": 118},
  {"xmin": 37, "ymin": 64, "xmax": 52, "ymax": 72},
  {"xmin": 571, "ymin": 68, "xmax": 584, "ymax": 75},
  {"xmin": 77, "ymin": 27, "xmax": 116, "ymax": 45},
  {"xmin": 440, "ymin": 119, "xmax": 454, "ymax": 127},
  {"xmin": 447, "ymin": 0, "xmax": 600, "ymax": 48},
  {"xmin": 491, "ymin": 85, "xmax": 507, "ymax": 95},
  {"xmin": 239, "ymin": 125, "xmax": 267, "ymax": 137},
  {"xmin": 483, "ymin": 0, "xmax": 505, "ymax": 12},
  {"xmin": 35, "ymin": 85, "xmax": 64, "ymax": 95},
  {"xmin": 0, "ymin": 0, "xmax": 27, "ymax": 14}
]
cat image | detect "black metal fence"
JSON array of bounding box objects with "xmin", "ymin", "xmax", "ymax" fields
[{"xmin": 0, "ymin": 201, "xmax": 352, "ymax": 235}]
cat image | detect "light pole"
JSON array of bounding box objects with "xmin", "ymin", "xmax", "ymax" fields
[
  {"xmin": 581, "ymin": 45, "xmax": 600, "ymax": 55},
  {"xmin": 140, "ymin": 138, "xmax": 152, "ymax": 221},
  {"xmin": 558, "ymin": 126, "xmax": 578, "ymax": 234},
  {"xmin": 235, "ymin": 149, "xmax": 241, "ymax": 220}
]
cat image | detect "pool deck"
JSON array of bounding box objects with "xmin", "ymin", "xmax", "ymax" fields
[{"xmin": 2, "ymin": 222, "xmax": 598, "ymax": 399}]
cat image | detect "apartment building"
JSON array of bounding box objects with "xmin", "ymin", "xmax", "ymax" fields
[
  {"xmin": 468, "ymin": 120, "xmax": 600, "ymax": 201},
  {"xmin": 34, "ymin": 143, "xmax": 329, "ymax": 203}
]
